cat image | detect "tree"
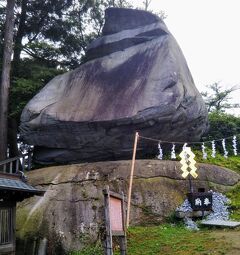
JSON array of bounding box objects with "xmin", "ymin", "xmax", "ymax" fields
[
  {"xmin": 0, "ymin": 0, "xmax": 133, "ymax": 158},
  {"xmin": 0, "ymin": 0, "xmax": 15, "ymax": 160},
  {"xmin": 137, "ymin": 1, "xmax": 166, "ymax": 19},
  {"xmin": 207, "ymin": 112, "xmax": 240, "ymax": 140},
  {"xmin": 203, "ymin": 112, "xmax": 240, "ymax": 153},
  {"xmin": 201, "ymin": 82, "xmax": 240, "ymax": 113},
  {"xmin": 0, "ymin": 0, "xmax": 133, "ymax": 72},
  {"xmin": 143, "ymin": 0, "xmax": 152, "ymax": 10}
]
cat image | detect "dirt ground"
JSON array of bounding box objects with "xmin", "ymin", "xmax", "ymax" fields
[{"xmin": 210, "ymin": 228, "xmax": 240, "ymax": 255}]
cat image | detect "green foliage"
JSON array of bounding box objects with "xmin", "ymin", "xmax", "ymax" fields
[
  {"xmin": 200, "ymin": 112, "xmax": 240, "ymax": 155},
  {"xmin": 1, "ymin": 0, "xmax": 133, "ymax": 69},
  {"xmin": 206, "ymin": 112, "xmax": 240, "ymax": 140},
  {"xmin": 194, "ymin": 150, "xmax": 240, "ymax": 174},
  {"xmin": 227, "ymin": 185, "xmax": 240, "ymax": 220},
  {"xmin": 9, "ymin": 59, "xmax": 64, "ymax": 119}
]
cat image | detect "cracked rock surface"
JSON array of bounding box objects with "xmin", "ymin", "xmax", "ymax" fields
[
  {"xmin": 19, "ymin": 8, "xmax": 208, "ymax": 164},
  {"xmin": 16, "ymin": 160, "xmax": 239, "ymax": 253}
]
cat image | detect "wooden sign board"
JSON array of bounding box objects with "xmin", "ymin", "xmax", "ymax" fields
[
  {"xmin": 103, "ymin": 187, "xmax": 127, "ymax": 255},
  {"xmin": 110, "ymin": 196, "xmax": 125, "ymax": 235},
  {"xmin": 187, "ymin": 192, "xmax": 213, "ymax": 211}
]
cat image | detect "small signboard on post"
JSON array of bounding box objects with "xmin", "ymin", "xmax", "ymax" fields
[
  {"xmin": 103, "ymin": 187, "xmax": 127, "ymax": 255},
  {"xmin": 187, "ymin": 192, "xmax": 212, "ymax": 211},
  {"xmin": 179, "ymin": 146, "xmax": 213, "ymax": 213}
]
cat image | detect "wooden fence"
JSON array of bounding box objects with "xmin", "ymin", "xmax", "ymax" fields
[{"xmin": 0, "ymin": 153, "xmax": 32, "ymax": 174}]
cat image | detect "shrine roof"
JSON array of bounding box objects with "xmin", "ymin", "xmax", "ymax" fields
[{"xmin": 0, "ymin": 172, "xmax": 44, "ymax": 198}]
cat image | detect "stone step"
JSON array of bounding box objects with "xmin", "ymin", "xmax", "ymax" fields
[{"xmin": 201, "ymin": 219, "xmax": 240, "ymax": 228}]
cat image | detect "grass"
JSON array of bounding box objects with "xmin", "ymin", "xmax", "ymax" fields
[
  {"xmin": 68, "ymin": 224, "xmax": 232, "ymax": 255},
  {"xmin": 114, "ymin": 224, "xmax": 231, "ymax": 255},
  {"xmin": 227, "ymin": 184, "xmax": 240, "ymax": 220},
  {"xmin": 68, "ymin": 242, "xmax": 103, "ymax": 255},
  {"xmin": 194, "ymin": 149, "xmax": 240, "ymax": 174}
]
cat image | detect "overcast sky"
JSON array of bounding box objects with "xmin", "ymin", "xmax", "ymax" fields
[{"xmin": 131, "ymin": 0, "xmax": 240, "ymax": 115}]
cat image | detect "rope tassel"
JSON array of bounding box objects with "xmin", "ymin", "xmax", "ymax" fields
[
  {"xmin": 222, "ymin": 139, "xmax": 228, "ymax": 158},
  {"xmin": 211, "ymin": 140, "xmax": 216, "ymax": 158},
  {"xmin": 202, "ymin": 142, "xmax": 207, "ymax": 160},
  {"xmin": 157, "ymin": 142, "xmax": 163, "ymax": 160},
  {"xmin": 171, "ymin": 144, "xmax": 176, "ymax": 159},
  {"xmin": 233, "ymin": 135, "xmax": 238, "ymax": 156}
]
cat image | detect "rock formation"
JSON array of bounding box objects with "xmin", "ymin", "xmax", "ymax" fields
[
  {"xmin": 16, "ymin": 160, "xmax": 240, "ymax": 254},
  {"xmin": 20, "ymin": 8, "xmax": 208, "ymax": 164}
]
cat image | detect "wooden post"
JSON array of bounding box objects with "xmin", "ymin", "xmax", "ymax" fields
[
  {"xmin": 120, "ymin": 192, "xmax": 127, "ymax": 255},
  {"xmin": 22, "ymin": 155, "xmax": 25, "ymax": 171},
  {"xmin": 103, "ymin": 186, "xmax": 113, "ymax": 255},
  {"xmin": 119, "ymin": 236, "xmax": 127, "ymax": 255},
  {"xmin": 188, "ymin": 175, "xmax": 193, "ymax": 193},
  {"xmin": 9, "ymin": 161, "xmax": 13, "ymax": 174},
  {"xmin": 16, "ymin": 158, "xmax": 19, "ymax": 172},
  {"xmin": 3, "ymin": 164, "xmax": 6, "ymax": 173},
  {"xmin": 126, "ymin": 132, "xmax": 139, "ymax": 227},
  {"xmin": 103, "ymin": 188, "xmax": 127, "ymax": 254},
  {"xmin": 27, "ymin": 152, "xmax": 31, "ymax": 171},
  {"xmin": 12, "ymin": 203, "xmax": 16, "ymax": 255}
]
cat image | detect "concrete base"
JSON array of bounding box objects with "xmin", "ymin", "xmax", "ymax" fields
[
  {"xmin": 176, "ymin": 210, "xmax": 211, "ymax": 219},
  {"xmin": 201, "ymin": 220, "xmax": 240, "ymax": 228}
]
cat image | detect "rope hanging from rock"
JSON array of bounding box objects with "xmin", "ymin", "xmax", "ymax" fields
[
  {"xmin": 137, "ymin": 134, "xmax": 239, "ymax": 159},
  {"xmin": 138, "ymin": 133, "xmax": 240, "ymax": 145}
]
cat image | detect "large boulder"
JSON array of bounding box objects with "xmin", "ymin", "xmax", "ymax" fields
[
  {"xmin": 16, "ymin": 160, "xmax": 240, "ymax": 254},
  {"xmin": 20, "ymin": 8, "xmax": 208, "ymax": 164}
]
